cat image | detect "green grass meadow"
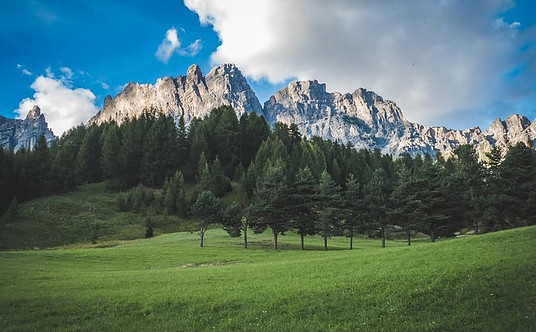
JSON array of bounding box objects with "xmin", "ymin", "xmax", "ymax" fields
[{"xmin": 1, "ymin": 226, "xmax": 535, "ymax": 331}]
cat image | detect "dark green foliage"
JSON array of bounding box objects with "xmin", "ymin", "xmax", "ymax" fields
[
  {"xmin": 211, "ymin": 157, "xmax": 232, "ymax": 197},
  {"xmin": 192, "ymin": 190, "xmax": 221, "ymax": 247},
  {"xmin": 344, "ymin": 173, "xmax": 364, "ymax": 249},
  {"xmin": 144, "ymin": 217, "xmax": 154, "ymax": 238},
  {"xmin": 316, "ymin": 170, "xmax": 343, "ymax": 250},
  {"xmin": 51, "ymin": 125, "xmax": 86, "ymax": 191},
  {"xmin": 364, "ymin": 167, "xmax": 393, "ymax": 247},
  {"xmin": 77, "ymin": 126, "xmax": 102, "ymax": 184},
  {"xmin": 142, "ymin": 115, "xmax": 178, "ymax": 187},
  {"xmin": 249, "ymin": 158, "xmax": 291, "ymax": 249},
  {"xmin": 101, "ymin": 124, "xmax": 122, "ymax": 180},
  {"xmin": 117, "ymin": 184, "xmax": 156, "ymax": 213},
  {"xmin": 0, "ymin": 147, "xmax": 16, "ymax": 215},
  {"xmin": 4, "ymin": 104, "xmax": 535, "ymax": 250},
  {"xmin": 120, "ymin": 118, "xmax": 145, "ymax": 187},
  {"xmin": 162, "ymin": 171, "xmax": 187, "ymax": 217},
  {"xmin": 8, "ymin": 196, "xmax": 18, "ymax": 217},
  {"xmin": 289, "ymin": 167, "xmax": 318, "ymax": 250},
  {"xmin": 222, "ymin": 201, "xmax": 243, "ymax": 237}
]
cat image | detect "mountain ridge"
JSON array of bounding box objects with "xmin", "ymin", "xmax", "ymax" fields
[
  {"xmin": 5, "ymin": 64, "xmax": 535, "ymax": 156},
  {"xmin": 0, "ymin": 106, "xmax": 55, "ymax": 151}
]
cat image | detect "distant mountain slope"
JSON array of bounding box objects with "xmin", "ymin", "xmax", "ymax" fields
[
  {"xmin": 265, "ymin": 80, "xmax": 535, "ymax": 155},
  {"xmin": 0, "ymin": 106, "xmax": 55, "ymax": 152}
]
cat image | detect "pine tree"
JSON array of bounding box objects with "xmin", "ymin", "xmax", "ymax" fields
[
  {"xmin": 222, "ymin": 201, "xmax": 243, "ymax": 238},
  {"xmin": 196, "ymin": 152, "xmax": 211, "ymax": 191},
  {"xmin": 101, "ymin": 124, "xmax": 122, "ymax": 180},
  {"xmin": 142, "ymin": 115, "xmax": 178, "ymax": 187},
  {"xmin": 192, "ymin": 190, "xmax": 221, "ymax": 247},
  {"xmin": 162, "ymin": 171, "xmax": 187, "ymax": 217},
  {"xmin": 177, "ymin": 115, "xmax": 189, "ymax": 167},
  {"xmin": 390, "ymin": 161, "xmax": 420, "ymax": 246},
  {"xmin": 364, "ymin": 168, "xmax": 392, "ymax": 248},
  {"xmin": 316, "ymin": 170, "xmax": 343, "ymax": 251},
  {"xmin": 288, "ymin": 167, "xmax": 318, "ymax": 250},
  {"xmin": 211, "ymin": 157, "xmax": 232, "ymax": 197},
  {"xmin": 249, "ymin": 158, "xmax": 290, "ymax": 250},
  {"xmin": 77, "ymin": 126, "xmax": 102, "ymax": 184},
  {"xmin": 451, "ymin": 145, "xmax": 484, "ymax": 234},
  {"xmin": 121, "ymin": 118, "xmax": 144, "ymax": 187},
  {"xmin": 344, "ymin": 173, "xmax": 364, "ymax": 249},
  {"xmin": 414, "ymin": 156, "xmax": 450, "ymax": 242}
]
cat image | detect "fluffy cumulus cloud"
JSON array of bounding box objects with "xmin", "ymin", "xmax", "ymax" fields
[
  {"xmin": 155, "ymin": 27, "xmax": 203, "ymax": 63},
  {"xmin": 185, "ymin": 0, "xmax": 535, "ymax": 128},
  {"xmin": 155, "ymin": 27, "xmax": 181, "ymax": 63},
  {"xmin": 16, "ymin": 72, "xmax": 99, "ymax": 136}
]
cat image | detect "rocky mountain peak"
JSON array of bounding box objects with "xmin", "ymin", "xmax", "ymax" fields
[
  {"xmin": 26, "ymin": 105, "xmax": 42, "ymax": 119},
  {"xmin": 1, "ymin": 106, "xmax": 55, "ymax": 151},
  {"xmin": 186, "ymin": 64, "xmax": 203, "ymax": 84},
  {"xmin": 103, "ymin": 95, "xmax": 113, "ymax": 109},
  {"xmin": 89, "ymin": 63, "xmax": 263, "ymax": 126}
]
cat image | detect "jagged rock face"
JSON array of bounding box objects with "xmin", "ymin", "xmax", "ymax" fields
[
  {"xmin": 89, "ymin": 64, "xmax": 263, "ymax": 126},
  {"xmin": 0, "ymin": 106, "xmax": 55, "ymax": 152},
  {"xmin": 265, "ymin": 80, "xmax": 535, "ymax": 156}
]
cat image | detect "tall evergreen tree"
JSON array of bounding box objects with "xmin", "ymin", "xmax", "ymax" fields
[
  {"xmin": 77, "ymin": 125, "xmax": 102, "ymax": 184},
  {"xmin": 316, "ymin": 170, "xmax": 343, "ymax": 251},
  {"xmin": 142, "ymin": 115, "xmax": 178, "ymax": 187},
  {"xmin": 101, "ymin": 124, "xmax": 122, "ymax": 180},
  {"xmin": 162, "ymin": 171, "xmax": 187, "ymax": 217},
  {"xmin": 364, "ymin": 167, "xmax": 392, "ymax": 248},
  {"xmin": 249, "ymin": 158, "xmax": 290, "ymax": 250},
  {"xmin": 344, "ymin": 173, "xmax": 364, "ymax": 249},
  {"xmin": 288, "ymin": 167, "xmax": 318, "ymax": 250},
  {"xmin": 192, "ymin": 190, "xmax": 221, "ymax": 247},
  {"xmin": 450, "ymin": 145, "xmax": 484, "ymax": 234}
]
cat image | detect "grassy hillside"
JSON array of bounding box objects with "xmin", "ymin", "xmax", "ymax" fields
[
  {"xmin": 1, "ymin": 226, "xmax": 534, "ymax": 331},
  {"xmin": 0, "ymin": 182, "xmax": 242, "ymax": 249}
]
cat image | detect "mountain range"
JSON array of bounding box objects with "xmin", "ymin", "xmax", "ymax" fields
[{"xmin": 3, "ymin": 64, "xmax": 535, "ymax": 156}]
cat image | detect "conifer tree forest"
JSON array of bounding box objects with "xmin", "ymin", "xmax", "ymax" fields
[{"xmin": 1, "ymin": 106, "xmax": 535, "ymax": 249}]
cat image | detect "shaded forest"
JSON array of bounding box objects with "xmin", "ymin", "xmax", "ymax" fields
[{"xmin": 1, "ymin": 106, "xmax": 535, "ymax": 249}]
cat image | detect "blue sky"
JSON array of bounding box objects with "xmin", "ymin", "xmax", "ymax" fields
[{"xmin": 1, "ymin": 0, "xmax": 535, "ymax": 135}]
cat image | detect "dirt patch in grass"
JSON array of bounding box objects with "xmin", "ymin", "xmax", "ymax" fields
[{"xmin": 181, "ymin": 260, "xmax": 239, "ymax": 268}]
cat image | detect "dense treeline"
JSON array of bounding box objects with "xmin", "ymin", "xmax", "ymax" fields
[{"xmin": 1, "ymin": 106, "xmax": 535, "ymax": 249}]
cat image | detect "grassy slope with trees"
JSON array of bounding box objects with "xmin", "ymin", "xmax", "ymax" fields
[{"xmin": 0, "ymin": 226, "xmax": 535, "ymax": 331}]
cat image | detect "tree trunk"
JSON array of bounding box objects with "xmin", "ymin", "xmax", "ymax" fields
[
  {"xmin": 273, "ymin": 228, "xmax": 278, "ymax": 250},
  {"xmin": 381, "ymin": 226, "xmax": 385, "ymax": 248},
  {"xmin": 349, "ymin": 227, "xmax": 354, "ymax": 250},
  {"xmin": 300, "ymin": 234, "xmax": 304, "ymax": 250},
  {"xmin": 431, "ymin": 224, "xmax": 436, "ymax": 243},
  {"xmin": 473, "ymin": 219, "xmax": 479, "ymax": 235},
  {"xmin": 244, "ymin": 223, "xmax": 248, "ymax": 249},
  {"xmin": 406, "ymin": 228, "xmax": 411, "ymax": 246},
  {"xmin": 200, "ymin": 229, "xmax": 205, "ymax": 247},
  {"xmin": 324, "ymin": 236, "xmax": 328, "ymax": 251}
]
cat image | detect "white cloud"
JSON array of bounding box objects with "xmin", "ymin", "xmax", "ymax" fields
[
  {"xmin": 17, "ymin": 64, "xmax": 33, "ymax": 76},
  {"xmin": 155, "ymin": 27, "xmax": 181, "ymax": 63},
  {"xmin": 59, "ymin": 67, "xmax": 74, "ymax": 80},
  {"xmin": 155, "ymin": 28, "xmax": 204, "ymax": 63},
  {"xmin": 185, "ymin": 0, "xmax": 535, "ymax": 129},
  {"xmin": 100, "ymin": 82, "xmax": 110, "ymax": 90},
  {"xmin": 180, "ymin": 39, "xmax": 203, "ymax": 57},
  {"xmin": 15, "ymin": 75, "xmax": 99, "ymax": 136}
]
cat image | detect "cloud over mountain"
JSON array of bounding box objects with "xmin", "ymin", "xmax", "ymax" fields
[{"xmin": 185, "ymin": 0, "xmax": 535, "ymax": 129}]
